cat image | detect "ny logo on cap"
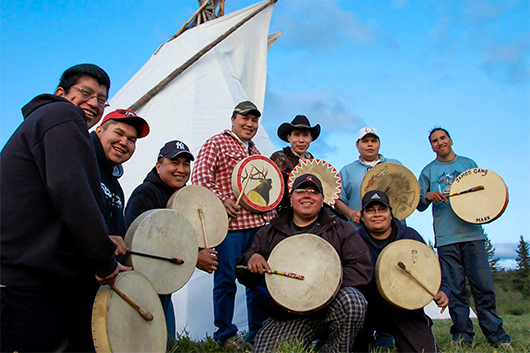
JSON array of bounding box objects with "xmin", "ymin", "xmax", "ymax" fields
[
  {"xmin": 365, "ymin": 127, "xmax": 374, "ymax": 133},
  {"xmin": 371, "ymin": 193, "xmax": 381, "ymax": 200},
  {"xmin": 175, "ymin": 141, "xmax": 186, "ymax": 150}
]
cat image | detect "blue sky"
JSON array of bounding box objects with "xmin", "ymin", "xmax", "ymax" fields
[{"xmin": 2, "ymin": 0, "xmax": 528, "ymax": 267}]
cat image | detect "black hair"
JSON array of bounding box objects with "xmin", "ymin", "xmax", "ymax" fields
[
  {"xmin": 428, "ymin": 127, "xmax": 451, "ymax": 142},
  {"xmin": 57, "ymin": 64, "xmax": 110, "ymax": 95}
]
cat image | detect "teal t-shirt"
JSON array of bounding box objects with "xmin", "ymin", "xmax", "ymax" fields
[{"xmin": 417, "ymin": 155, "xmax": 485, "ymax": 247}]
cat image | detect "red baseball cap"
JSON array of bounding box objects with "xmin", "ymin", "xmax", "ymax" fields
[{"xmin": 100, "ymin": 109, "xmax": 150, "ymax": 138}]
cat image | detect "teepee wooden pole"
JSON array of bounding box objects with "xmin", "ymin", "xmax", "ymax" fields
[
  {"xmin": 170, "ymin": 0, "xmax": 212, "ymax": 42},
  {"xmin": 128, "ymin": 0, "xmax": 277, "ymax": 112}
]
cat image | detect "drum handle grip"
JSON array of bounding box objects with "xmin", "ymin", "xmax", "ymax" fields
[
  {"xmin": 446, "ymin": 185, "xmax": 484, "ymax": 198},
  {"xmin": 109, "ymin": 283, "xmax": 154, "ymax": 321},
  {"xmin": 198, "ymin": 208, "xmax": 210, "ymax": 248},
  {"xmin": 236, "ymin": 265, "xmax": 304, "ymax": 280},
  {"xmin": 397, "ymin": 261, "xmax": 436, "ymax": 297}
]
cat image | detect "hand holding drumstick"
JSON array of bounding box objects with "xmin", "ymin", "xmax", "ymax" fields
[
  {"xmin": 241, "ymin": 254, "xmax": 304, "ymax": 280},
  {"xmin": 397, "ymin": 261, "xmax": 448, "ymax": 313}
]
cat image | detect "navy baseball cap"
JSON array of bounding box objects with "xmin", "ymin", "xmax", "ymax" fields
[{"xmin": 157, "ymin": 140, "xmax": 194, "ymax": 161}]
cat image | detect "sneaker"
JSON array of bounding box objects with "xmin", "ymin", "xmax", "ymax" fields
[
  {"xmin": 451, "ymin": 339, "xmax": 473, "ymax": 347},
  {"xmin": 492, "ymin": 342, "xmax": 514, "ymax": 352},
  {"xmin": 223, "ymin": 335, "xmax": 251, "ymax": 349}
]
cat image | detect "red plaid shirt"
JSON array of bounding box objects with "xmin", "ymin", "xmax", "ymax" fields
[{"xmin": 192, "ymin": 129, "xmax": 276, "ymax": 230}]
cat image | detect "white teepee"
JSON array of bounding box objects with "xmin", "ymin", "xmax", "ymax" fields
[{"xmin": 106, "ymin": 0, "xmax": 278, "ymax": 339}]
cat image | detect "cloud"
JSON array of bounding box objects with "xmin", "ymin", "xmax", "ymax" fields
[
  {"xmin": 494, "ymin": 242, "xmax": 517, "ymax": 259},
  {"xmin": 462, "ymin": 0, "xmax": 519, "ymax": 22},
  {"xmin": 273, "ymin": 0, "xmax": 398, "ymax": 54},
  {"xmin": 390, "ymin": 0, "xmax": 409, "ymax": 10},
  {"xmin": 428, "ymin": 1, "xmax": 528, "ymax": 86},
  {"xmin": 498, "ymin": 258, "xmax": 517, "ymax": 270},
  {"xmin": 262, "ymin": 85, "xmax": 365, "ymax": 154},
  {"xmin": 480, "ymin": 34, "xmax": 530, "ymax": 85}
]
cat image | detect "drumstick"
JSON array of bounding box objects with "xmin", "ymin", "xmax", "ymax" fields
[
  {"xmin": 397, "ymin": 261, "xmax": 437, "ymax": 297},
  {"xmin": 228, "ymin": 166, "xmax": 256, "ymax": 222},
  {"xmin": 197, "ymin": 208, "xmax": 209, "ymax": 249},
  {"xmin": 446, "ymin": 185, "xmax": 484, "ymax": 198},
  {"xmin": 235, "ymin": 165, "xmax": 256, "ymax": 206},
  {"xmin": 126, "ymin": 250, "xmax": 184, "ymax": 264},
  {"xmin": 236, "ymin": 265, "xmax": 304, "ymax": 280},
  {"xmin": 109, "ymin": 283, "xmax": 154, "ymax": 321}
]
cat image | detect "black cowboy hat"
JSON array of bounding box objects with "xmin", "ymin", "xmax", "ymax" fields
[{"xmin": 277, "ymin": 115, "xmax": 321, "ymax": 142}]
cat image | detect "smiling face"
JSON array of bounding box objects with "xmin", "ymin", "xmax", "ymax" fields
[
  {"xmin": 95, "ymin": 121, "xmax": 137, "ymax": 166},
  {"xmin": 55, "ymin": 76, "xmax": 108, "ymax": 129},
  {"xmin": 356, "ymin": 134, "xmax": 380, "ymax": 162},
  {"xmin": 288, "ymin": 129, "xmax": 312, "ymax": 156},
  {"xmin": 429, "ymin": 129, "xmax": 455, "ymax": 161},
  {"xmin": 156, "ymin": 157, "xmax": 191, "ymax": 190},
  {"xmin": 361, "ymin": 202, "xmax": 392, "ymax": 238},
  {"xmin": 231, "ymin": 113, "xmax": 258, "ymax": 142},
  {"xmin": 290, "ymin": 183, "xmax": 324, "ymax": 225}
]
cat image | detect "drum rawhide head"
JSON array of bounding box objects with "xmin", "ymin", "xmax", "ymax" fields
[
  {"xmin": 124, "ymin": 209, "xmax": 198, "ymax": 294},
  {"xmin": 361, "ymin": 162, "xmax": 420, "ymax": 220},
  {"xmin": 375, "ymin": 239, "xmax": 441, "ymax": 310},
  {"xmin": 92, "ymin": 271, "xmax": 166, "ymax": 353},
  {"xmin": 167, "ymin": 184, "xmax": 228, "ymax": 248},
  {"xmin": 288, "ymin": 159, "xmax": 342, "ymax": 207},
  {"xmin": 449, "ymin": 168, "xmax": 508, "ymax": 224},
  {"xmin": 231, "ymin": 155, "xmax": 284, "ymax": 213},
  {"xmin": 266, "ymin": 233, "xmax": 342, "ymax": 313}
]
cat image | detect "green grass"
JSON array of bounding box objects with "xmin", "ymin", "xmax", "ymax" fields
[{"xmin": 168, "ymin": 314, "xmax": 530, "ymax": 352}]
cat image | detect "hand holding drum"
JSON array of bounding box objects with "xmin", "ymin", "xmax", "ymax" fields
[
  {"xmin": 448, "ymin": 168, "xmax": 508, "ymax": 224},
  {"xmin": 376, "ymin": 239, "xmax": 441, "ymax": 310}
]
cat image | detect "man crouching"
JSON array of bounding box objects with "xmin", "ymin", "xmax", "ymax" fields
[{"xmin": 236, "ymin": 173, "xmax": 373, "ymax": 352}]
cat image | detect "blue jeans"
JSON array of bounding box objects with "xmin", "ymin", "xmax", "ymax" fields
[
  {"xmin": 160, "ymin": 294, "xmax": 176, "ymax": 344},
  {"xmin": 438, "ymin": 240, "xmax": 510, "ymax": 344},
  {"xmin": 213, "ymin": 228, "xmax": 269, "ymax": 344}
]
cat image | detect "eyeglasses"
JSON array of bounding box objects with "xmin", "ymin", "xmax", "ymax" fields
[
  {"xmin": 71, "ymin": 86, "xmax": 110, "ymax": 107},
  {"xmin": 364, "ymin": 206, "xmax": 389, "ymax": 215},
  {"xmin": 293, "ymin": 188, "xmax": 320, "ymax": 195}
]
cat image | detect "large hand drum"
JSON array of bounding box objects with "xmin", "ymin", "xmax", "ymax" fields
[
  {"xmin": 167, "ymin": 185, "xmax": 228, "ymax": 248},
  {"xmin": 231, "ymin": 155, "xmax": 284, "ymax": 213},
  {"xmin": 376, "ymin": 239, "xmax": 441, "ymax": 310},
  {"xmin": 92, "ymin": 271, "xmax": 166, "ymax": 353},
  {"xmin": 361, "ymin": 163, "xmax": 420, "ymax": 220},
  {"xmin": 449, "ymin": 168, "xmax": 508, "ymax": 224},
  {"xmin": 124, "ymin": 209, "xmax": 198, "ymax": 294},
  {"xmin": 266, "ymin": 233, "xmax": 342, "ymax": 313},
  {"xmin": 288, "ymin": 159, "xmax": 342, "ymax": 207}
]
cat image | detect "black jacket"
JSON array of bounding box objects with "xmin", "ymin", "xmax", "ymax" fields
[
  {"xmin": 91, "ymin": 132, "xmax": 126, "ymax": 236},
  {"xmin": 236, "ymin": 206, "xmax": 373, "ymax": 319},
  {"xmin": 0, "ymin": 94, "xmax": 117, "ymax": 286},
  {"xmin": 124, "ymin": 167, "xmax": 176, "ymax": 228},
  {"xmin": 357, "ymin": 218, "xmax": 450, "ymax": 313}
]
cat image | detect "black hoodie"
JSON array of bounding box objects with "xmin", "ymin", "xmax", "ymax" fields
[
  {"xmin": 0, "ymin": 94, "xmax": 117, "ymax": 286},
  {"xmin": 124, "ymin": 167, "xmax": 176, "ymax": 228},
  {"xmin": 91, "ymin": 131, "xmax": 126, "ymax": 237}
]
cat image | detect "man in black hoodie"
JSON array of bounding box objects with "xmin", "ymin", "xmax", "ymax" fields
[
  {"xmin": 124, "ymin": 140, "xmax": 219, "ymax": 343},
  {"xmin": 0, "ymin": 64, "xmax": 129, "ymax": 352},
  {"xmin": 354, "ymin": 190, "xmax": 449, "ymax": 353},
  {"xmin": 91, "ymin": 109, "xmax": 149, "ymax": 238}
]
